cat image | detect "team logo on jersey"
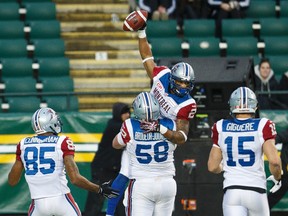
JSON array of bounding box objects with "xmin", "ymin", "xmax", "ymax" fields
[{"xmin": 156, "ymin": 81, "xmax": 163, "ymax": 90}]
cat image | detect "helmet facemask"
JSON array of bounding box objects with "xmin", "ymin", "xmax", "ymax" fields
[{"xmin": 170, "ymin": 62, "xmax": 195, "ymax": 97}]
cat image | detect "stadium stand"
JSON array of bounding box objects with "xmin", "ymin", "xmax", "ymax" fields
[
  {"xmin": 146, "ymin": 20, "xmax": 178, "ymax": 38},
  {"xmin": 149, "ymin": 38, "xmax": 183, "ymax": 59},
  {"xmin": 0, "ymin": 39, "xmax": 28, "ymax": 58},
  {"xmin": 29, "ymin": 39, "xmax": 65, "ymax": 58},
  {"xmin": 25, "ymin": 20, "xmax": 61, "ymax": 39},
  {"xmin": 0, "ymin": 58, "xmax": 34, "ymax": 78},
  {"xmin": 186, "ymin": 37, "xmax": 221, "ymax": 57},
  {"xmin": 280, "ymin": 0, "xmax": 288, "ymax": 17},
  {"xmin": 0, "ymin": 21, "xmax": 25, "ymax": 39},
  {"xmin": 183, "ymin": 19, "xmax": 215, "ymax": 38},
  {"xmin": 0, "ymin": 2, "xmax": 20, "ymax": 21},
  {"xmin": 221, "ymin": 18, "xmax": 259, "ymax": 38},
  {"xmin": 223, "ymin": 37, "xmax": 260, "ymax": 57},
  {"xmin": 246, "ymin": 1, "xmax": 278, "ymax": 18},
  {"xmin": 259, "ymin": 18, "xmax": 288, "ymax": 37},
  {"xmin": 262, "ymin": 36, "xmax": 288, "ymax": 56},
  {"xmin": 20, "ymin": 1, "xmax": 57, "ymax": 21}
]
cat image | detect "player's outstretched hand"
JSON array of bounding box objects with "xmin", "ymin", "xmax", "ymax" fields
[
  {"xmin": 98, "ymin": 180, "xmax": 119, "ymax": 199},
  {"xmin": 140, "ymin": 120, "xmax": 160, "ymax": 133},
  {"xmin": 267, "ymin": 175, "xmax": 282, "ymax": 193}
]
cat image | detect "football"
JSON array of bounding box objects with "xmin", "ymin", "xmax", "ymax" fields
[{"xmin": 123, "ymin": 10, "xmax": 148, "ymax": 32}]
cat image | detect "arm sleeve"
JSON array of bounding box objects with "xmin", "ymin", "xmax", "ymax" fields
[
  {"xmin": 61, "ymin": 137, "xmax": 75, "ymax": 158},
  {"xmin": 152, "ymin": 66, "xmax": 168, "ymax": 78},
  {"xmin": 16, "ymin": 143, "xmax": 22, "ymax": 161},
  {"xmin": 120, "ymin": 121, "xmax": 131, "ymax": 144},
  {"xmin": 211, "ymin": 123, "xmax": 220, "ymax": 147},
  {"xmin": 262, "ymin": 120, "xmax": 277, "ymax": 141},
  {"xmin": 177, "ymin": 102, "xmax": 197, "ymax": 120}
]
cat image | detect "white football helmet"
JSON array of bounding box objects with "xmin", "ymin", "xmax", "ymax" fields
[
  {"xmin": 132, "ymin": 92, "xmax": 160, "ymax": 121},
  {"xmin": 170, "ymin": 62, "xmax": 195, "ymax": 97},
  {"xmin": 31, "ymin": 107, "xmax": 62, "ymax": 135},
  {"xmin": 229, "ymin": 87, "xmax": 258, "ymax": 115}
]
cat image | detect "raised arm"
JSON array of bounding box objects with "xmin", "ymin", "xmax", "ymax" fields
[{"xmin": 138, "ymin": 30, "xmax": 156, "ymax": 79}]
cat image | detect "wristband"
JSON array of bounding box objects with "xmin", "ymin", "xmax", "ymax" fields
[
  {"xmin": 142, "ymin": 56, "xmax": 154, "ymax": 63},
  {"xmin": 179, "ymin": 130, "xmax": 188, "ymax": 142},
  {"xmin": 138, "ymin": 29, "xmax": 146, "ymax": 38},
  {"xmin": 159, "ymin": 124, "xmax": 168, "ymax": 134}
]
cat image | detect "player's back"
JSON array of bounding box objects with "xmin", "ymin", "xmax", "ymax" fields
[
  {"xmin": 125, "ymin": 118, "xmax": 176, "ymax": 179},
  {"xmin": 19, "ymin": 135, "xmax": 70, "ymax": 199},
  {"xmin": 216, "ymin": 117, "xmax": 271, "ymax": 190}
]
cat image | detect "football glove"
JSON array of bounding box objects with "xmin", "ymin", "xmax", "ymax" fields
[
  {"xmin": 98, "ymin": 180, "xmax": 120, "ymax": 199},
  {"xmin": 267, "ymin": 175, "xmax": 282, "ymax": 193},
  {"xmin": 140, "ymin": 120, "xmax": 160, "ymax": 133}
]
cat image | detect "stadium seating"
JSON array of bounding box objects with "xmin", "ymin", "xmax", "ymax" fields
[
  {"xmin": 221, "ymin": 18, "xmax": 258, "ymax": 38},
  {"xmin": 0, "ymin": 58, "xmax": 34, "ymax": 78},
  {"xmin": 268, "ymin": 55, "xmax": 288, "ymax": 79},
  {"xmin": 0, "ymin": 39, "xmax": 28, "ymax": 58},
  {"xmin": 186, "ymin": 37, "xmax": 220, "ymax": 57},
  {"xmin": 43, "ymin": 95, "xmax": 79, "ymax": 112},
  {"xmin": 3, "ymin": 77, "xmax": 37, "ymax": 93},
  {"xmin": 21, "ymin": 0, "xmax": 52, "ymax": 2},
  {"xmin": 224, "ymin": 37, "xmax": 260, "ymax": 57},
  {"xmin": 26, "ymin": 20, "xmax": 61, "ymax": 39},
  {"xmin": 263, "ymin": 36, "xmax": 288, "ymax": 56},
  {"xmin": 259, "ymin": 18, "xmax": 288, "ymax": 37},
  {"xmin": 149, "ymin": 38, "xmax": 183, "ymax": 59},
  {"xmin": 30, "ymin": 39, "xmax": 65, "ymax": 58},
  {"xmin": 146, "ymin": 20, "xmax": 178, "ymax": 38},
  {"xmin": 40, "ymin": 76, "xmax": 74, "ymax": 93},
  {"xmin": 6, "ymin": 96, "xmax": 41, "ymax": 112},
  {"xmin": 280, "ymin": 0, "xmax": 288, "ymax": 17},
  {"xmin": 0, "ymin": 21, "xmax": 25, "ymax": 39},
  {"xmin": 246, "ymin": 1, "xmax": 277, "ymax": 18},
  {"xmin": 183, "ymin": 19, "xmax": 215, "ymax": 38},
  {"xmin": 36, "ymin": 57, "xmax": 70, "ymax": 77},
  {"xmin": 0, "ymin": 2, "xmax": 20, "ymax": 20},
  {"xmin": 21, "ymin": 2, "xmax": 56, "ymax": 21}
]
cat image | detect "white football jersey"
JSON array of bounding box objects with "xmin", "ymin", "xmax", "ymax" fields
[
  {"xmin": 119, "ymin": 118, "xmax": 177, "ymax": 179},
  {"xmin": 212, "ymin": 117, "xmax": 277, "ymax": 190},
  {"xmin": 16, "ymin": 135, "xmax": 74, "ymax": 199},
  {"xmin": 150, "ymin": 66, "xmax": 197, "ymax": 121}
]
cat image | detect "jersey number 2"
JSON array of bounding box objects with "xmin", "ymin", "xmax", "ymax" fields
[
  {"xmin": 225, "ymin": 136, "xmax": 255, "ymax": 167},
  {"xmin": 24, "ymin": 146, "xmax": 56, "ymax": 175}
]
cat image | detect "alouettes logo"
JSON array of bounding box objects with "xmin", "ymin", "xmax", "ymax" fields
[{"xmin": 156, "ymin": 81, "xmax": 163, "ymax": 90}]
